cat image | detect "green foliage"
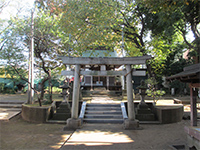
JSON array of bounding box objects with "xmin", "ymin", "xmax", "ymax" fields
[
  {"xmin": 140, "ymin": 0, "xmax": 200, "ymax": 61},
  {"xmin": 0, "ymin": 83, "xmax": 5, "ymax": 93},
  {"xmin": 0, "ymin": 8, "xmax": 67, "ymax": 104},
  {"xmin": 1, "ymin": 0, "xmax": 197, "ymax": 100},
  {"xmin": 170, "ymin": 80, "xmax": 188, "ymax": 95},
  {"xmin": 52, "ymin": 87, "xmax": 62, "ymax": 94},
  {"xmin": 145, "ymin": 77, "xmax": 166, "ymax": 103},
  {"xmin": 146, "ymin": 89, "xmax": 166, "ymax": 99},
  {"xmin": 36, "ymin": 0, "xmax": 153, "ymax": 56}
]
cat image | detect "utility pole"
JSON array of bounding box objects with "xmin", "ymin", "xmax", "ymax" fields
[
  {"xmin": 121, "ymin": 24, "xmax": 125, "ymax": 57},
  {"xmin": 121, "ymin": 24, "xmax": 125, "ymax": 90},
  {"xmin": 67, "ymin": 34, "xmax": 71, "ymax": 71},
  {"xmin": 28, "ymin": 9, "xmax": 34, "ymax": 104}
]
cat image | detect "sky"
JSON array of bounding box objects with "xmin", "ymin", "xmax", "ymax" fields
[
  {"xmin": 0, "ymin": 0, "xmax": 34, "ymax": 65},
  {"xmin": 1, "ymin": 0, "xmax": 34, "ymax": 20}
]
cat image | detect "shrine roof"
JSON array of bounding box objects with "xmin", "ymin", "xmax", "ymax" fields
[{"xmin": 166, "ymin": 63, "xmax": 200, "ymax": 84}]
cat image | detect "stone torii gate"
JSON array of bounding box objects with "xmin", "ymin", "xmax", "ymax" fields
[{"xmin": 59, "ymin": 55, "xmax": 151, "ymax": 129}]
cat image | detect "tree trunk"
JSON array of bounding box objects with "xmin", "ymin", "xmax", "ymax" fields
[
  {"xmin": 48, "ymin": 69, "xmax": 52, "ymax": 102},
  {"xmin": 146, "ymin": 62, "xmax": 153, "ymax": 78},
  {"xmin": 39, "ymin": 77, "xmax": 48, "ymax": 101}
]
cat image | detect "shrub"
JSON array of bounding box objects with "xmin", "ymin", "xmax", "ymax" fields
[{"xmin": 145, "ymin": 77, "xmax": 166, "ymax": 103}]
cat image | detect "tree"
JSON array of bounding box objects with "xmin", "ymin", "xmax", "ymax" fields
[
  {"xmin": 34, "ymin": 0, "xmax": 195, "ymax": 87},
  {"xmin": 140, "ymin": 0, "xmax": 200, "ymax": 63},
  {"xmin": 0, "ymin": 16, "xmax": 29, "ymax": 93},
  {"xmin": 36, "ymin": 0, "xmax": 161, "ymax": 76},
  {"xmin": 24, "ymin": 10, "xmax": 67, "ymax": 103},
  {"xmin": 0, "ymin": 65, "xmax": 27, "ymax": 93},
  {"xmin": 1, "ymin": 8, "xmax": 68, "ymax": 105}
]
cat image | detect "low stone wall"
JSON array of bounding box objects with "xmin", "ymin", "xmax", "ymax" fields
[
  {"xmin": 21, "ymin": 104, "xmax": 52, "ymax": 123},
  {"xmin": 124, "ymin": 102, "xmax": 183, "ymax": 124},
  {"xmin": 155, "ymin": 105, "xmax": 183, "ymax": 124}
]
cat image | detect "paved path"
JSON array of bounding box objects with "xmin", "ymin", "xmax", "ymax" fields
[
  {"xmin": 0, "ymin": 108, "xmax": 21, "ymax": 121},
  {"xmin": 0, "ymin": 98, "xmax": 25, "ymax": 121},
  {"xmin": 60, "ymin": 124, "xmax": 132, "ymax": 150},
  {"xmin": 90, "ymin": 95, "xmax": 121, "ymax": 104}
]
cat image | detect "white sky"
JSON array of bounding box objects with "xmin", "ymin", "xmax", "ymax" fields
[{"xmin": 0, "ymin": 0, "xmax": 34, "ymax": 20}]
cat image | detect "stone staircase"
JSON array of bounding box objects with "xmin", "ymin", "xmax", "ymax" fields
[
  {"xmin": 0, "ymin": 100, "xmax": 24, "ymax": 120},
  {"xmin": 84, "ymin": 103, "xmax": 124, "ymax": 124},
  {"xmin": 0, "ymin": 100, "xmax": 24, "ymax": 110},
  {"xmin": 50, "ymin": 102, "xmax": 71, "ymax": 121}
]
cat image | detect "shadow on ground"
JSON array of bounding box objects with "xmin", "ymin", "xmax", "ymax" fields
[{"xmin": 0, "ymin": 115, "xmax": 73, "ymax": 150}]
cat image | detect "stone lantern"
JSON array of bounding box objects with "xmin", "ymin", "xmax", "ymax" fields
[
  {"xmin": 137, "ymin": 80, "xmax": 148, "ymax": 108},
  {"xmin": 136, "ymin": 80, "xmax": 155, "ymax": 121},
  {"xmin": 60, "ymin": 78, "xmax": 71, "ymax": 103}
]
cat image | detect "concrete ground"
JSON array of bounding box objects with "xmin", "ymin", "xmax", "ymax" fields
[{"xmin": 0, "ymin": 94, "xmax": 26, "ymax": 121}]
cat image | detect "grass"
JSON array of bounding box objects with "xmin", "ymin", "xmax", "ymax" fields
[{"xmin": 24, "ymin": 103, "xmax": 52, "ymax": 107}]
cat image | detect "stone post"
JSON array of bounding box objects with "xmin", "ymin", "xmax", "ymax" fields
[
  {"xmin": 107, "ymin": 76, "xmax": 109, "ymax": 90},
  {"xmin": 190, "ymin": 87, "xmax": 198, "ymax": 126},
  {"xmin": 126, "ymin": 65, "xmax": 135, "ymax": 120},
  {"xmin": 71, "ymin": 64, "xmax": 80, "ymax": 119},
  {"xmin": 64, "ymin": 64, "xmax": 81, "ymax": 130},
  {"xmin": 90, "ymin": 75, "xmax": 93, "ymax": 90},
  {"xmin": 124, "ymin": 65, "xmax": 139, "ymax": 130}
]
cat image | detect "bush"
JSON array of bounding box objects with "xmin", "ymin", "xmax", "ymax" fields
[
  {"xmin": 52, "ymin": 87, "xmax": 62, "ymax": 94},
  {"xmin": 170, "ymin": 80, "xmax": 188, "ymax": 95},
  {"xmin": 145, "ymin": 77, "xmax": 166, "ymax": 103},
  {"xmin": 0, "ymin": 83, "xmax": 4, "ymax": 93},
  {"xmin": 146, "ymin": 89, "xmax": 166, "ymax": 100}
]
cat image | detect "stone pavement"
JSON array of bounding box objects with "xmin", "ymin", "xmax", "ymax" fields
[
  {"xmin": 0, "ymin": 98, "xmax": 25, "ymax": 121},
  {"xmin": 59, "ymin": 123, "xmax": 133, "ymax": 150},
  {"xmin": 90, "ymin": 95, "xmax": 121, "ymax": 103},
  {"xmin": 0, "ymin": 108, "xmax": 21, "ymax": 121}
]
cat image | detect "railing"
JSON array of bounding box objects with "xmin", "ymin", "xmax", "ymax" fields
[
  {"xmin": 121, "ymin": 102, "xmax": 128, "ymax": 120},
  {"xmin": 79, "ymin": 101, "xmax": 87, "ymax": 124}
]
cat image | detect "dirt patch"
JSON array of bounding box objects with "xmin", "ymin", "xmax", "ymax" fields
[
  {"xmin": 0, "ymin": 115, "xmax": 73, "ymax": 150},
  {"xmin": 0, "ymin": 114, "xmax": 192, "ymax": 150}
]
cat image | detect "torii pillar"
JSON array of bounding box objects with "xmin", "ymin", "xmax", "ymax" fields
[
  {"xmin": 64, "ymin": 64, "xmax": 82, "ymax": 130},
  {"xmin": 124, "ymin": 64, "xmax": 139, "ymax": 129}
]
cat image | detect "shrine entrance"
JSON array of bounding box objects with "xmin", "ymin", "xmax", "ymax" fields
[{"xmin": 59, "ymin": 55, "xmax": 151, "ymax": 129}]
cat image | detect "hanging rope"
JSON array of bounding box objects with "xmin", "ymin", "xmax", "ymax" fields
[{"xmin": 124, "ymin": 68, "xmax": 134, "ymax": 77}]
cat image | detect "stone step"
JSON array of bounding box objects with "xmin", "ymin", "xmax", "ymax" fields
[
  {"xmin": 0, "ymin": 104, "xmax": 22, "ymax": 108},
  {"xmin": 85, "ymin": 110, "xmax": 122, "ymax": 114},
  {"xmin": 47, "ymin": 120, "xmax": 66, "ymax": 124},
  {"xmin": 85, "ymin": 114, "xmax": 123, "ymax": 119},
  {"xmin": 137, "ymin": 108, "xmax": 152, "ymax": 114},
  {"xmin": 83, "ymin": 102, "xmax": 123, "ymax": 124},
  {"xmin": 0, "ymin": 101, "xmax": 24, "ymax": 104},
  {"xmin": 51, "ymin": 113, "xmax": 71, "ymax": 120},
  {"xmin": 86, "ymin": 107, "xmax": 121, "ymax": 110},
  {"xmin": 139, "ymin": 121, "xmax": 161, "ymax": 124},
  {"xmin": 0, "ymin": 108, "xmax": 22, "ymax": 112},
  {"xmin": 84, "ymin": 118, "xmax": 123, "ymax": 124},
  {"xmin": 87, "ymin": 104, "xmax": 120, "ymax": 107},
  {"xmin": 136, "ymin": 114, "xmax": 156, "ymax": 121},
  {"xmin": 56, "ymin": 109, "xmax": 71, "ymax": 113}
]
